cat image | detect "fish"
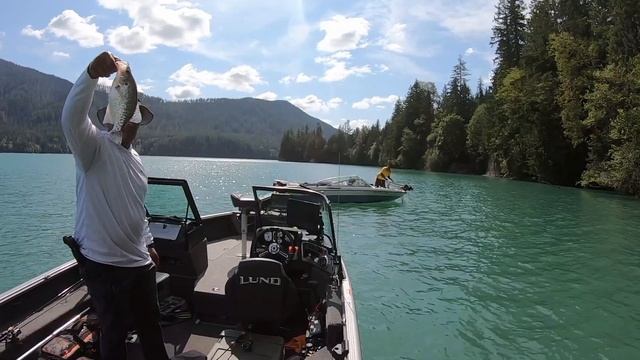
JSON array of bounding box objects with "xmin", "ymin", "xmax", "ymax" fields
[{"xmin": 97, "ymin": 61, "xmax": 138, "ymax": 133}]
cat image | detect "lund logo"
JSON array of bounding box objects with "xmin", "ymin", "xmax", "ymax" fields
[{"xmin": 239, "ymin": 276, "xmax": 281, "ymax": 286}]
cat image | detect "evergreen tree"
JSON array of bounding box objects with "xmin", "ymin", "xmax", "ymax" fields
[
  {"xmin": 557, "ymin": 0, "xmax": 592, "ymax": 39},
  {"xmin": 398, "ymin": 128, "xmax": 422, "ymax": 168},
  {"xmin": 520, "ymin": 0, "xmax": 585, "ymax": 184},
  {"xmin": 491, "ymin": 0, "xmax": 527, "ymax": 88},
  {"xmin": 383, "ymin": 100, "xmax": 405, "ymax": 163},
  {"xmin": 467, "ymin": 101, "xmax": 499, "ymax": 172},
  {"xmin": 475, "ymin": 78, "xmax": 487, "ymax": 103},
  {"xmin": 424, "ymin": 114, "xmax": 467, "ymax": 171},
  {"xmin": 279, "ymin": 130, "xmax": 295, "ymax": 160},
  {"xmin": 550, "ymin": 32, "xmax": 594, "ymax": 146},
  {"xmin": 441, "ymin": 56, "xmax": 476, "ymax": 122},
  {"xmin": 608, "ymin": 0, "xmax": 640, "ymax": 63}
]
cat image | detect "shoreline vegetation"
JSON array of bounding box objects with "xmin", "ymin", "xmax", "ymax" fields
[
  {"xmin": 279, "ymin": 0, "xmax": 640, "ymax": 197},
  {"xmin": 2, "ymin": 1, "xmax": 638, "ymax": 197},
  {"xmin": 0, "ymin": 59, "xmax": 335, "ymax": 160}
]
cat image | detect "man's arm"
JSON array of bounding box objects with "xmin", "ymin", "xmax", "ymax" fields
[
  {"xmin": 61, "ymin": 70, "xmax": 100, "ymax": 172},
  {"xmin": 61, "ymin": 52, "xmax": 118, "ymax": 172}
]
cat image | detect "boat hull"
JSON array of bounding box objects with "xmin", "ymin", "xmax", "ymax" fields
[{"xmin": 305, "ymin": 187, "xmax": 406, "ymax": 203}]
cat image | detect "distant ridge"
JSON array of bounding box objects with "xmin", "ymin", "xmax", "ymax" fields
[{"xmin": 0, "ymin": 58, "xmax": 336, "ymax": 158}]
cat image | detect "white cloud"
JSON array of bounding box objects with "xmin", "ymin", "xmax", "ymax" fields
[
  {"xmin": 107, "ymin": 26, "xmax": 156, "ymax": 54},
  {"xmin": 196, "ymin": 1, "xmax": 310, "ymax": 63},
  {"xmin": 315, "ymin": 51, "xmax": 372, "ymax": 82},
  {"xmin": 98, "ymin": 0, "xmax": 212, "ymax": 54},
  {"xmin": 169, "ymin": 63, "xmax": 265, "ymax": 94},
  {"xmin": 279, "ymin": 72, "xmax": 315, "ymax": 85},
  {"xmin": 405, "ymin": 0, "xmax": 496, "ymax": 37},
  {"xmin": 368, "ymin": 50, "xmax": 433, "ymax": 79},
  {"xmin": 352, "ymin": 101, "xmax": 369, "ymax": 110},
  {"xmin": 275, "ymin": 4, "xmax": 311, "ymax": 52},
  {"xmin": 377, "ymin": 64, "xmax": 390, "ymax": 72},
  {"xmin": 48, "ymin": 10, "xmax": 104, "ymax": 47},
  {"xmin": 465, "ymin": 47, "xmax": 476, "ymax": 56},
  {"xmin": 25, "ymin": 10, "xmax": 105, "ymax": 47},
  {"xmin": 481, "ymin": 70, "xmax": 494, "ymax": 86},
  {"xmin": 52, "ymin": 51, "xmax": 70, "ymax": 58},
  {"xmin": 289, "ymin": 95, "xmax": 343, "ymax": 113},
  {"xmin": 352, "ymin": 95, "xmax": 399, "ymax": 110},
  {"xmin": 317, "ymin": 15, "xmax": 370, "ymax": 52},
  {"xmin": 138, "ymin": 79, "xmax": 153, "ymax": 93},
  {"xmin": 380, "ymin": 23, "xmax": 407, "ymax": 53},
  {"xmin": 330, "ymin": 51, "xmax": 352, "ymax": 59},
  {"xmin": 21, "ymin": 25, "xmax": 45, "ymax": 39},
  {"xmin": 344, "ymin": 118, "xmax": 374, "ymax": 129},
  {"xmin": 279, "ymin": 75, "xmax": 294, "ymax": 85},
  {"xmin": 256, "ymin": 91, "xmax": 278, "ymax": 101},
  {"xmin": 295, "ymin": 73, "xmax": 314, "ymax": 83},
  {"xmin": 363, "ymin": 0, "xmax": 498, "ymax": 40},
  {"xmin": 166, "ymin": 85, "xmax": 202, "ymax": 100}
]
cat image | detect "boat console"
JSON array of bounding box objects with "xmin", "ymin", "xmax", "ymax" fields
[{"xmin": 220, "ymin": 186, "xmax": 348, "ymax": 357}]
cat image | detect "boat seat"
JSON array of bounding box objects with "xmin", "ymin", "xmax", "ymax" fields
[{"xmin": 224, "ymin": 258, "xmax": 300, "ymax": 334}]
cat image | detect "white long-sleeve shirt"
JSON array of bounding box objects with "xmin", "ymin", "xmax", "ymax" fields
[{"xmin": 61, "ymin": 70, "xmax": 152, "ymax": 267}]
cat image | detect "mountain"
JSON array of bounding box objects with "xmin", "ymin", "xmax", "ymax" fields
[{"xmin": 0, "ymin": 58, "xmax": 336, "ymax": 158}]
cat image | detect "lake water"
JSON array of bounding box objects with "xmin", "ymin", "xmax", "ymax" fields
[{"xmin": 1, "ymin": 153, "xmax": 639, "ymax": 359}]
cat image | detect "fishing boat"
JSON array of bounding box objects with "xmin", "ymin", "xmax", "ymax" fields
[
  {"xmin": 274, "ymin": 175, "xmax": 410, "ymax": 204},
  {"xmin": 0, "ymin": 177, "xmax": 361, "ymax": 360}
]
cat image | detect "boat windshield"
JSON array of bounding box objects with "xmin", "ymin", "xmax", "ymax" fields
[
  {"xmin": 145, "ymin": 178, "xmax": 201, "ymax": 223},
  {"xmin": 309, "ymin": 175, "xmax": 370, "ymax": 187},
  {"xmin": 252, "ymin": 186, "xmax": 336, "ymax": 251}
]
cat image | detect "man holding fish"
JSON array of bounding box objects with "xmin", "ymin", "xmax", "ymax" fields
[{"xmin": 61, "ymin": 52, "xmax": 168, "ymax": 360}]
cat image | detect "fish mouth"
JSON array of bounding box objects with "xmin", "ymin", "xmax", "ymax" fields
[{"xmin": 115, "ymin": 60, "xmax": 130, "ymax": 73}]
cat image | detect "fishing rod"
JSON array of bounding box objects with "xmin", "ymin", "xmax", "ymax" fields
[{"xmin": 336, "ymin": 152, "xmax": 340, "ymax": 240}]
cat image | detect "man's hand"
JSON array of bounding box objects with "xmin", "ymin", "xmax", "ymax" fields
[
  {"xmin": 149, "ymin": 246, "xmax": 161, "ymax": 267},
  {"xmin": 87, "ymin": 52, "xmax": 120, "ymax": 79}
]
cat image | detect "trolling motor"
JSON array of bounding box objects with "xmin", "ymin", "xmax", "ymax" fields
[{"xmin": 390, "ymin": 181, "xmax": 413, "ymax": 191}]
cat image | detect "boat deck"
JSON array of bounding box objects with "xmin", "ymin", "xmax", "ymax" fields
[
  {"xmin": 195, "ymin": 236, "xmax": 249, "ymax": 298},
  {"xmin": 127, "ymin": 236, "xmax": 255, "ymax": 358}
]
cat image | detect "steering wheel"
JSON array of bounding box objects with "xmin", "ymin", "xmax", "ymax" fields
[{"xmin": 255, "ymin": 227, "xmax": 296, "ymax": 264}]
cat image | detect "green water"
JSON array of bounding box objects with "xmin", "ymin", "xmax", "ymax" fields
[{"xmin": 1, "ymin": 153, "xmax": 639, "ymax": 359}]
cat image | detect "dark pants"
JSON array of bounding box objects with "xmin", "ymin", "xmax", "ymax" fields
[
  {"xmin": 375, "ymin": 178, "xmax": 386, "ymax": 188},
  {"xmin": 83, "ymin": 258, "xmax": 169, "ymax": 360}
]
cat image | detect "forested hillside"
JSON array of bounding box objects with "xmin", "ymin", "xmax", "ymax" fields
[
  {"xmin": 0, "ymin": 58, "xmax": 336, "ymax": 158},
  {"xmin": 279, "ymin": 0, "xmax": 640, "ymax": 196}
]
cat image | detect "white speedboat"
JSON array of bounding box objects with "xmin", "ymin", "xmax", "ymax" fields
[
  {"xmin": 275, "ymin": 175, "xmax": 410, "ymax": 204},
  {"xmin": 0, "ymin": 178, "xmax": 361, "ymax": 360}
]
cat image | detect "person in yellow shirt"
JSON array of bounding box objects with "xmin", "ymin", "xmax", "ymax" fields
[{"xmin": 375, "ymin": 162, "xmax": 393, "ymax": 188}]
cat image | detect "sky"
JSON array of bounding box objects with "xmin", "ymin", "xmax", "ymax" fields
[{"xmin": 0, "ymin": 0, "xmax": 501, "ymax": 129}]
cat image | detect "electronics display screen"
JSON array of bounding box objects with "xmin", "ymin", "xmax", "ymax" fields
[{"xmin": 149, "ymin": 222, "xmax": 182, "ymax": 241}]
